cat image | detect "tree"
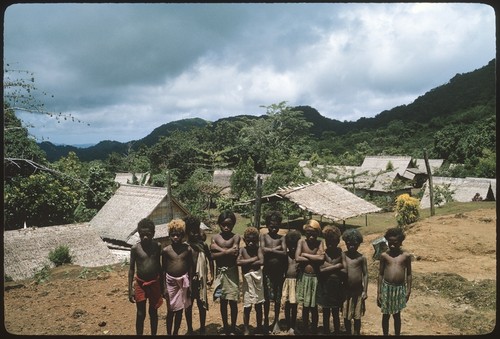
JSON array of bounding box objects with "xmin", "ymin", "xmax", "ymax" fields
[
  {"xmin": 4, "ymin": 172, "xmax": 80, "ymax": 229},
  {"xmin": 238, "ymin": 102, "xmax": 313, "ymax": 172},
  {"xmin": 4, "ymin": 107, "xmax": 48, "ymax": 179},
  {"xmin": 230, "ymin": 157, "xmax": 256, "ymax": 200}
]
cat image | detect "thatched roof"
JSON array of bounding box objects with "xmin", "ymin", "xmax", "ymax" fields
[
  {"xmin": 414, "ymin": 159, "xmax": 444, "ymax": 172},
  {"xmin": 360, "ymin": 156, "xmax": 412, "ymax": 176},
  {"xmin": 467, "ymin": 177, "xmax": 496, "ymax": 199},
  {"xmin": 212, "ymin": 169, "xmax": 233, "ymax": 193},
  {"xmin": 4, "ymin": 223, "xmax": 120, "ymax": 281},
  {"xmin": 402, "ymin": 159, "xmax": 444, "ymax": 180},
  {"xmin": 89, "ymin": 184, "xmax": 187, "ymax": 245},
  {"xmin": 300, "ymin": 157, "xmax": 413, "ymax": 193},
  {"xmin": 114, "ymin": 172, "xmax": 150, "ymax": 185},
  {"xmin": 276, "ymin": 180, "xmax": 382, "ymax": 221},
  {"xmin": 419, "ymin": 176, "xmax": 496, "ymax": 208},
  {"xmin": 212, "ymin": 169, "xmax": 271, "ymax": 196}
]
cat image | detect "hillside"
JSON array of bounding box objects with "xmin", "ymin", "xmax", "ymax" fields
[{"xmin": 39, "ymin": 59, "xmax": 495, "ymax": 162}]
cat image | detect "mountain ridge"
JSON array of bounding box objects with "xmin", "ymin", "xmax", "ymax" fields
[{"xmin": 39, "ymin": 59, "xmax": 495, "ymax": 162}]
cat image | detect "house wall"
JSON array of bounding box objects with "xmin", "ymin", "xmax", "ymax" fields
[{"xmin": 148, "ymin": 198, "xmax": 188, "ymax": 225}]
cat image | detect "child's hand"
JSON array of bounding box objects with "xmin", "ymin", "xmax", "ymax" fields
[
  {"xmin": 129, "ymin": 293, "xmax": 135, "ymax": 303},
  {"xmin": 207, "ymin": 277, "xmax": 214, "ymax": 286},
  {"xmin": 361, "ymin": 291, "xmax": 368, "ymax": 300}
]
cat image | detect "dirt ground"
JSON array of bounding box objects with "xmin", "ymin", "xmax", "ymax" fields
[{"xmin": 3, "ymin": 207, "xmax": 496, "ymax": 336}]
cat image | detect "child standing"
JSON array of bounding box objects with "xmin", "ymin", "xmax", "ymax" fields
[
  {"xmin": 317, "ymin": 225, "xmax": 345, "ymax": 335},
  {"xmin": 210, "ymin": 210, "xmax": 241, "ymax": 335},
  {"xmin": 237, "ymin": 226, "xmax": 265, "ymax": 335},
  {"xmin": 377, "ymin": 227, "xmax": 412, "ymax": 336},
  {"xmin": 295, "ymin": 219, "xmax": 325, "ymax": 335},
  {"xmin": 341, "ymin": 228, "xmax": 368, "ymax": 335},
  {"xmin": 281, "ymin": 229, "xmax": 302, "ymax": 335},
  {"xmin": 183, "ymin": 215, "xmax": 214, "ymax": 335},
  {"xmin": 162, "ymin": 219, "xmax": 194, "ymax": 335},
  {"xmin": 260, "ymin": 210, "xmax": 287, "ymax": 334},
  {"xmin": 128, "ymin": 218, "xmax": 163, "ymax": 335}
]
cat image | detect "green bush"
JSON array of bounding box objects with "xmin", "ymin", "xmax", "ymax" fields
[
  {"xmin": 33, "ymin": 264, "xmax": 51, "ymax": 284},
  {"xmin": 395, "ymin": 193, "xmax": 420, "ymax": 226},
  {"xmin": 48, "ymin": 245, "xmax": 72, "ymax": 266}
]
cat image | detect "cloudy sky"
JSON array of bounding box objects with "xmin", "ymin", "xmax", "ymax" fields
[{"xmin": 4, "ymin": 3, "xmax": 496, "ymax": 146}]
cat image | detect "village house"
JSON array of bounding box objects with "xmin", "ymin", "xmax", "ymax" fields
[
  {"xmin": 419, "ymin": 176, "xmax": 496, "ymax": 209},
  {"xmin": 89, "ymin": 184, "xmax": 191, "ymax": 260},
  {"xmin": 239, "ymin": 180, "xmax": 382, "ymax": 228}
]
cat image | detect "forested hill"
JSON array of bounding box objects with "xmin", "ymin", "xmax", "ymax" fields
[{"xmin": 39, "ymin": 59, "xmax": 495, "ymax": 162}]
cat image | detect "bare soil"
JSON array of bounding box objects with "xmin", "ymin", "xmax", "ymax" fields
[{"xmin": 3, "ymin": 208, "xmax": 496, "ymax": 336}]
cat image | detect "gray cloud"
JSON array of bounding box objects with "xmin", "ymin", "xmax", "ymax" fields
[{"xmin": 4, "ymin": 3, "xmax": 495, "ymax": 145}]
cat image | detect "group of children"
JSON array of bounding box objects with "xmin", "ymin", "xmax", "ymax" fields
[{"xmin": 128, "ymin": 210, "xmax": 412, "ymax": 336}]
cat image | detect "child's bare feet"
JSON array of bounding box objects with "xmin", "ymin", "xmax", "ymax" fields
[{"xmin": 271, "ymin": 322, "xmax": 281, "ymax": 334}]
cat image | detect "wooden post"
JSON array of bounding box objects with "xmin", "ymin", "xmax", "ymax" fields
[
  {"xmin": 254, "ymin": 175, "xmax": 262, "ymax": 228},
  {"xmin": 166, "ymin": 170, "xmax": 174, "ymax": 222},
  {"xmin": 423, "ymin": 149, "xmax": 435, "ymax": 216}
]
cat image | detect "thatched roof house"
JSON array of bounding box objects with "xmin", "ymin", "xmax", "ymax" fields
[
  {"xmin": 360, "ymin": 156, "xmax": 412, "ymax": 176},
  {"xmin": 212, "ymin": 169, "xmax": 271, "ymax": 197},
  {"xmin": 212, "ymin": 169, "xmax": 234, "ymax": 196},
  {"xmin": 4, "ymin": 223, "xmax": 120, "ymax": 281},
  {"xmin": 299, "ymin": 156, "xmax": 414, "ymax": 194},
  {"xmin": 89, "ymin": 184, "xmax": 189, "ymax": 248},
  {"xmin": 276, "ymin": 181, "xmax": 382, "ymax": 221},
  {"xmin": 419, "ymin": 176, "xmax": 496, "ymax": 209}
]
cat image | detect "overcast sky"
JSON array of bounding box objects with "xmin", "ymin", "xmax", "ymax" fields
[{"xmin": 4, "ymin": 3, "xmax": 496, "ymax": 146}]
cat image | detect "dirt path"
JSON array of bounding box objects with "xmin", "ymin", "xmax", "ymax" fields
[{"xmin": 3, "ymin": 208, "xmax": 496, "ymax": 336}]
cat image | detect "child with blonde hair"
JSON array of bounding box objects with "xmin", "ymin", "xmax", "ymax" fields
[{"xmin": 162, "ymin": 219, "xmax": 194, "ymax": 335}]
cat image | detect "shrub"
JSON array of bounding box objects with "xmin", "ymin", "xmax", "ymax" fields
[
  {"xmin": 48, "ymin": 245, "xmax": 72, "ymax": 266},
  {"xmin": 395, "ymin": 193, "xmax": 420, "ymax": 226},
  {"xmin": 33, "ymin": 264, "xmax": 51, "ymax": 284}
]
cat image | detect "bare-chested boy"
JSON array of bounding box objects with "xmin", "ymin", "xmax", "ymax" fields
[
  {"xmin": 281, "ymin": 229, "xmax": 302, "ymax": 335},
  {"xmin": 260, "ymin": 210, "xmax": 287, "ymax": 334},
  {"xmin": 162, "ymin": 219, "xmax": 194, "ymax": 335},
  {"xmin": 295, "ymin": 219, "xmax": 325, "ymax": 335},
  {"xmin": 341, "ymin": 228, "xmax": 368, "ymax": 335},
  {"xmin": 128, "ymin": 218, "xmax": 163, "ymax": 335},
  {"xmin": 317, "ymin": 225, "xmax": 345, "ymax": 335},
  {"xmin": 377, "ymin": 227, "xmax": 412, "ymax": 336},
  {"xmin": 210, "ymin": 210, "xmax": 241, "ymax": 335},
  {"xmin": 237, "ymin": 226, "xmax": 265, "ymax": 335}
]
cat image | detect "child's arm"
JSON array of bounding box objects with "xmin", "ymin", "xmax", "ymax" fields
[
  {"xmin": 256, "ymin": 246, "xmax": 264, "ymax": 266},
  {"xmin": 157, "ymin": 243, "xmax": 164, "ymax": 293},
  {"xmin": 210, "ymin": 237, "xmax": 225, "ymax": 253},
  {"xmin": 319, "ymin": 256, "xmax": 343, "ymax": 273},
  {"xmin": 128, "ymin": 247, "xmax": 136, "ymax": 303},
  {"xmin": 237, "ymin": 248, "xmax": 256, "ymax": 266},
  {"xmin": 361, "ymin": 256, "xmax": 368, "ymax": 300},
  {"xmin": 377, "ymin": 254, "xmax": 386, "ymax": 307},
  {"xmin": 161, "ymin": 250, "xmax": 170, "ymax": 309},
  {"xmin": 300, "ymin": 241, "xmax": 326, "ymax": 263},
  {"xmin": 204, "ymin": 243, "xmax": 215, "ymax": 286},
  {"xmin": 294, "ymin": 239, "xmax": 307, "ymax": 263},
  {"xmin": 405, "ymin": 252, "xmax": 412, "ymax": 301}
]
